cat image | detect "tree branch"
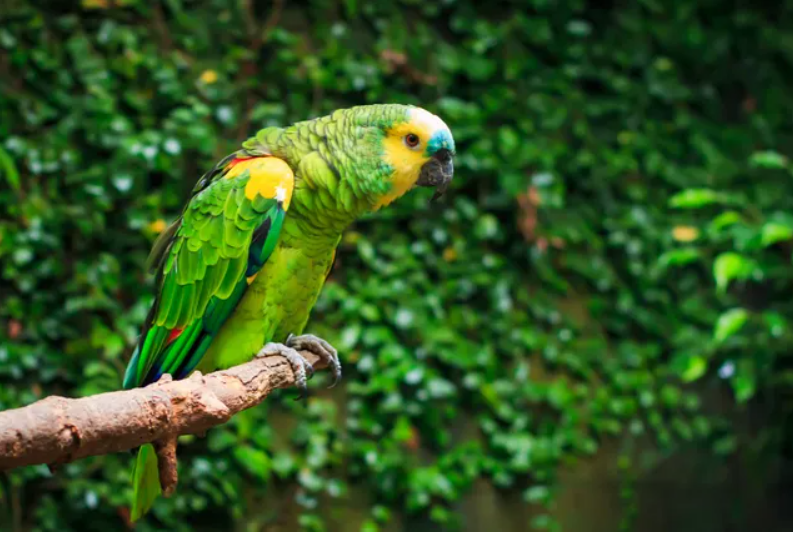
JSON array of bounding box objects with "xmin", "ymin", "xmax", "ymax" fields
[{"xmin": 0, "ymin": 351, "xmax": 324, "ymax": 475}]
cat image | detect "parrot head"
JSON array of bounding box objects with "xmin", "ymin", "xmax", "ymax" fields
[
  {"xmin": 257, "ymin": 104, "xmax": 455, "ymax": 214},
  {"xmin": 372, "ymin": 105, "xmax": 456, "ymax": 209}
]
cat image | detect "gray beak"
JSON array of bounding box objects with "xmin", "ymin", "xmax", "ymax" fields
[{"xmin": 416, "ymin": 148, "xmax": 454, "ymax": 202}]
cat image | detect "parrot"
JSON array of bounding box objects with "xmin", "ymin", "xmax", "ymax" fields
[{"xmin": 122, "ymin": 103, "xmax": 455, "ymax": 522}]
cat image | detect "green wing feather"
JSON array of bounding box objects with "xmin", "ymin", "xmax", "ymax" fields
[{"xmin": 123, "ymin": 154, "xmax": 290, "ymax": 390}]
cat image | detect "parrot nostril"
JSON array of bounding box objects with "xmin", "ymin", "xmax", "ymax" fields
[{"xmin": 434, "ymin": 148, "xmax": 452, "ymax": 164}]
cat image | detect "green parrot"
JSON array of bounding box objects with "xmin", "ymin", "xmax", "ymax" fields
[{"xmin": 123, "ymin": 103, "xmax": 455, "ymax": 521}]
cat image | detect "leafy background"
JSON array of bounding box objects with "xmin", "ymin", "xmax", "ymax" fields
[{"xmin": 2, "ymin": 0, "xmax": 793, "ymax": 530}]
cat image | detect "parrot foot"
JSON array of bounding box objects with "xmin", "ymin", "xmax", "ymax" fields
[
  {"xmin": 256, "ymin": 342, "xmax": 314, "ymax": 399},
  {"xmin": 286, "ymin": 333, "xmax": 342, "ymax": 389}
]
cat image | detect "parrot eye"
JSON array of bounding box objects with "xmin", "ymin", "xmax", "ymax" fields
[{"xmin": 404, "ymin": 133, "xmax": 421, "ymax": 149}]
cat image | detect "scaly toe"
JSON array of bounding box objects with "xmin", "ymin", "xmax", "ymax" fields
[
  {"xmin": 286, "ymin": 334, "xmax": 342, "ymax": 388},
  {"xmin": 256, "ymin": 342, "xmax": 313, "ymax": 398}
]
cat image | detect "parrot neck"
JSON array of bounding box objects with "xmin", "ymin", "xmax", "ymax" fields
[{"xmin": 280, "ymin": 177, "xmax": 373, "ymax": 250}]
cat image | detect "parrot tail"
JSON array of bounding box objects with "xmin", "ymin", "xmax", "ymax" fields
[{"xmin": 130, "ymin": 444, "xmax": 161, "ymax": 523}]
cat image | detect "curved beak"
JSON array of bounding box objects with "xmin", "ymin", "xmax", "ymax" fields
[{"xmin": 416, "ymin": 148, "xmax": 454, "ymax": 202}]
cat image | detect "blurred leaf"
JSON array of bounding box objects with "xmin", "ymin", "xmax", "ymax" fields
[
  {"xmin": 714, "ymin": 308, "xmax": 748, "ymax": 344},
  {"xmin": 763, "ymin": 312, "xmax": 787, "ymax": 337},
  {"xmin": 233, "ymin": 446, "xmax": 271, "ymax": 481},
  {"xmin": 713, "ymin": 435, "xmax": 737, "ymax": 456},
  {"xmin": 732, "ymin": 361, "xmax": 757, "ymax": 403},
  {"xmin": 669, "ymin": 189, "xmax": 724, "ymax": 209},
  {"xmin": 761, "ymin": 221, "xmax": 793, "ymax": 247},
  {"xmin": 658, "ymin": 248, "xmax": 699, "ymax": 267},
  {"xmin": 679, "ymin": 355, "xmax": 708, "ymax": 383},
  {"xmin": 708, "ymin": 211, "xmax": 744, "ymax": 233},
  {"xmin": 524, "ymin": 485, "xmax": 550, "ymax": 504},
  {"xmin": 749, "ymin": 150, "xmax": 788, "ymax": 169},
  {"xmin": 0, "ymin": 146, "xmax": 20, "ymax": 191},
  {"xmin": 713, "ymin": 252, "xmax": 754, "ymax": 293}
]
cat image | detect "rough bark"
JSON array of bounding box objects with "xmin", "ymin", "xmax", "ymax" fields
[{"xmin": 0, "ymin": 351, "xmax": 323, "ymax": 474}]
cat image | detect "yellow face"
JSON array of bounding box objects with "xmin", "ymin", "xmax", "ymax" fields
[{"xmin": 377, "ymin": 108, "xmax": 454, "ymax": 209}]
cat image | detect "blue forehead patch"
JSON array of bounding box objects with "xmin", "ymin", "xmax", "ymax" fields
[{"xmin": 425, "ymin": 129, "xmax": 456, "ymax": 156}]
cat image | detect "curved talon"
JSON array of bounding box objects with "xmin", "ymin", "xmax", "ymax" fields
[
  {"xmin": 305, "ymin": 361, "xmax": 315, "ymax": 380},
  {"xmin": 286, "ymin": 333, "xmax": 343, "ymax": 388}
]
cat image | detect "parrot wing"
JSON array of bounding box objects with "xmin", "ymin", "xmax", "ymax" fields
[{"xmin": 123, "ymin": 154, "xmax": 294, "ymax": 389}]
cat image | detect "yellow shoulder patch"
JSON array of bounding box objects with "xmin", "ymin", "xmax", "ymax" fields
[{"xmin": 225, "ymin": 157, "xmax": 294, "ymax": 209}]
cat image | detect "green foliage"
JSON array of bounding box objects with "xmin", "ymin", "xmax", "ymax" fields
[{"xmin": 1, "ymin": 0, "xmax": 792, "ymax": 530}]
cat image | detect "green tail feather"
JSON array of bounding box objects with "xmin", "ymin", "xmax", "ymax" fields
[{"xmin": 130, "ymin": 444, "xmax": 161, "ymax": 523}]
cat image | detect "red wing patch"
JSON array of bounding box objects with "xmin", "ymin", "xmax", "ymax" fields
[
  {"xmin": 166, "ymin": 327, "xmax": 184, "ymax": 345},
  {"xmin": 225, "ymin": 156, "xmax": 252, "ymax": 170}
]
